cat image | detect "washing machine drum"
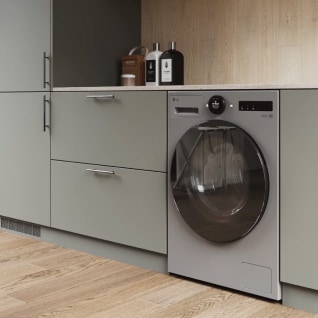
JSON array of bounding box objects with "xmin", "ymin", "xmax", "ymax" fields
[{"xmin": 171, "ymin": 120, "xmax": 269, "ymax": 243}]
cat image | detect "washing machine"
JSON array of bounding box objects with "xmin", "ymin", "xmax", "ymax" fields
[{"xmin": 168, "ymin": 90, "xmax": 280, "ymax": 300}]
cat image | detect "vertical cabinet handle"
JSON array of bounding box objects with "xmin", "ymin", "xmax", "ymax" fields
[
  {"xmin": 43, "ymin": 95, "xmax": 50, "ymax": 132},
  {"xmin": 43, "ymin": 52, "xmax": 50, "ymax": 89}
]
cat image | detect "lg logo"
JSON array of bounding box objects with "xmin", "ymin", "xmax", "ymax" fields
[{"xmin": 261, "ymin": 114, "xmax": 274, "ymax": 118}]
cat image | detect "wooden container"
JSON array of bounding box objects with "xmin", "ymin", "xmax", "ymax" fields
[{"xmin": 121, "ymin": 46, "xmax": 148, "ymax": 86}]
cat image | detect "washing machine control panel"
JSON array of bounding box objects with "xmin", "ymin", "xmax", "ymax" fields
[
  {"xmin": 206, "ymin": 95, "xmax": 226, "ymax": 114},
  {"xmin": 239, "ymin": 101, "xmax": 273, "ymax": 111}
]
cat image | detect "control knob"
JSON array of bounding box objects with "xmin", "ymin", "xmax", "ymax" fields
[{"xmin": 206, "ymin": 95, "xmax": 226, "ymax": 114}]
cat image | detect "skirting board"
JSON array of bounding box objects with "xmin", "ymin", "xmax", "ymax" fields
[
  {"xmin": 283, "ymin": 283, "xmax": 318, "ymax": 315},
  {"xmin": 0, "ymin": 219, "xmax": 167, "ymax": 274}
]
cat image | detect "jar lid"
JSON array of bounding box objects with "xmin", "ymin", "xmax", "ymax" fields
[{"xmin": 121, "ymin": 74, "xmax": 136, "ymax": 78}]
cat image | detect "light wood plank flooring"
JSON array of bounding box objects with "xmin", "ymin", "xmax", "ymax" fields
[{"xmin": 0, "ymin": 230, "xmax": 317, "ymax": 318}]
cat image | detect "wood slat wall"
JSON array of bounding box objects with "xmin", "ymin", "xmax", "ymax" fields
[{"xmin": 141, "ymin": 0, "xmax": 318, "ymax": 85}]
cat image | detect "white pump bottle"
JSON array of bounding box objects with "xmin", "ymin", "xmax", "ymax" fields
[{"xmin": 145, "ymin": 42, "xmax": 162, "ymax": 86}]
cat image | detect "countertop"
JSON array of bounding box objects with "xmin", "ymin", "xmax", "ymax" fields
[{"xmin": 53, "ymin": 83, "xmax": 318, "ymax": 92}]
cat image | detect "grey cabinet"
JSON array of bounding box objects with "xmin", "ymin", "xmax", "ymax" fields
[
  {"xmin": 0, "ymin": 1, "xmax": 51, "ymax": 226},
  {"xmin": 0, "ymin": 0, "xmax": 51, "ymax": 92},
  {"xmin": 281, "ymin": 89, "xmax": 318, "ymax": 290},
  {"xmin": 0, "ymin": 93, "xmax": 50, "ymax": 226},
  {"xmin": 51, "ymin": 91, "xmax": 167, "ymax": 171},
  {"xmin": 51, "ymin": 161, "xmax": 166, "ymax": 253},
  {"xmin": 51, "ymin": 91, "xmax": 167, "ymax": 253},
  {"xmin": 0, "ymin": 0, "xmax": 140, "ymax": 91}
]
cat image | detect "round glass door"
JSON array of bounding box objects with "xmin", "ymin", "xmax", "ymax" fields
[{"xmin": 171, "ymin": 120, "xmax": 269, "ymax": 243}]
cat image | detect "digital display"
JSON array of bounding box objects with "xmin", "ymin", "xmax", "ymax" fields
[{"xmin": 239, "ymin": 101, "xmax": 273, "ymax": 111}]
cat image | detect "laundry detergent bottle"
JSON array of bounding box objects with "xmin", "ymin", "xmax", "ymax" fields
[
  {"xmin": 145, "ymin": 42, "xmax": 162, "ymax": 86},
  {"xmin": 159, "ymin": 41, "xmax": 184, "ymax": 85}
]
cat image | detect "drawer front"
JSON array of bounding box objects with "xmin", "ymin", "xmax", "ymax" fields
[
  {"xmin": 51, "ymin": 91, "xmax": 167, "ymax": 172},
  {"xmin": 51, "ymin": 160, "xmax": 167, "ymax": 254}
]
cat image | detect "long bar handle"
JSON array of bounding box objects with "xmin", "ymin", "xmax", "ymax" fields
[
  {"xmin": 86, "ymin": 168, "xmax": 115, "ymax": 175},
  {"xmin": 86, "ymin": 95, "xmax": 115, "ymax": 99},
  {"xmin": 43, "ymin": 52, "xmax": 50, "ymax": 88},
  {"xmin": 43, "ymin": 95, "xmax": 50, "ymax": 132}
]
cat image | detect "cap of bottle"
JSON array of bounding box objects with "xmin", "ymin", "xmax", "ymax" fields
[
  {"xmin": 153, "ymin": 42, "xmax": 160, "ymax": 50},
  {"xmin": 169, "ymin": 41, "xmax": 176, "ymax": 50}
]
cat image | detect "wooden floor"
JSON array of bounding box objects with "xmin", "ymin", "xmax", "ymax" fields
[{"xmin": 0, "ymin": 230, "xmax": 316, "ymax": 318}]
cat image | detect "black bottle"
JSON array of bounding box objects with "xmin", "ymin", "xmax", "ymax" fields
[{"xmin": 159, "ymin": 41, "xmax": 184, "ymax": 85}]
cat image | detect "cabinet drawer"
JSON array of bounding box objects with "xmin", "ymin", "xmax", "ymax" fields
[
  {"xmin": 51, "ymin": 91, "xmax": 167, "ymax": 172},
  {"xmin": 51, "ymin": 160, "xmax": 167, "ymax": 254}
]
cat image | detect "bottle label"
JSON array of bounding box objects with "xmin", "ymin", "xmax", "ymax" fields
[
  {"xmin": 146, "ymin": 60, "xmax": 156, "ymax": 83},
  {"xmin": 161, "ymin": 59, "xmax": 172, "ymax": 82}
]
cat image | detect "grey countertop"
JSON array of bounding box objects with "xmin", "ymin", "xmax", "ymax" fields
[{"xmin": 53, "ymin": 83, "xmax": 318, "ymax": 92}]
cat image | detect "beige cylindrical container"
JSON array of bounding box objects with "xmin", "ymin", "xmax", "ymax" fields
[{"xmin": 121, "ymin": 74, "xmax": 136, "ymax": 86}]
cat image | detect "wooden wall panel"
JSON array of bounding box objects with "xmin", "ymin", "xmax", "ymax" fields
[{"xmin": 141, "ymin": 0, "xmax": 318, "ymax": 85}]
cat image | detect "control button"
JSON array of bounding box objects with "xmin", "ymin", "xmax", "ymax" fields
[{"xmin": 207, "ymin": 95, "xmax": 226, "ymax": 114}]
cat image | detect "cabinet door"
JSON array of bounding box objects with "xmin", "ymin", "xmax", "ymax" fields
[
  {"xmin": 0, "ymin": 93, "xmax": 50, "ymax": 226},
  {"xmin": 0, "ymin": 0, "xmax": 51, "ymax": 91},
  {"xmin": 51, "ymin": 91, "xmax": 167, "ymax": 172},
  {"xmin": 281, "ymin": 89, "xmax": 318, "ymax": 290},
  {"xmin": 51, "ymin": 160, "xmax": 167, "ymax": 254}
]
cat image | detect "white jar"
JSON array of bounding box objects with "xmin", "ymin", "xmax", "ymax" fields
[{"xmin": 121, "ymin": 74, "xmax": 136, "ymax": 86}]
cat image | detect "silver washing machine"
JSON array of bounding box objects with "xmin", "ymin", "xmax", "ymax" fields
[{"xmin": 167, "ymin": 90, "xmax": 281, "ymax": 300}]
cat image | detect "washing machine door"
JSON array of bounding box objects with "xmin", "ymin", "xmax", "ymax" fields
[{"xmin": 171, "ymin": 120, "xmax": 269, "ymax": 243}]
